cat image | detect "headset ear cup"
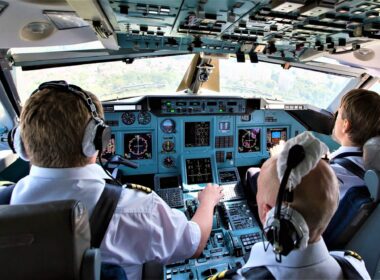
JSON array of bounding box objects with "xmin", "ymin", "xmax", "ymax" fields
[
  {"xmin": 264, "ymin": 207, "xmax": 309, "ymax": 256},
  {"xmin": 13, "ymin": 127, "xmax": 30, "ymax": 161},
  {"xmin": 82, "ymin": 119, "xmax": 98, "ymax": 157}
]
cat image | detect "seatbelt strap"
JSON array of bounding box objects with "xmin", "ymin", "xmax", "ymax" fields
[
  {"xmin": 331, "ymin": 152, "xmax": 363, "ymax": 160},
  {"xmin": 90, "ymin": 183, "xmax": 122, "ymax": 248},
  {"xmin": 330, "ymin": 158, "xmax": 365, "ymax": 180},
  {"xmin": 331, "ymin": 254, "xmax": 364, "ymax": 280},
  {"xmin": 0, "ymin": 184, "xmax": 15, "ymax": 205}
]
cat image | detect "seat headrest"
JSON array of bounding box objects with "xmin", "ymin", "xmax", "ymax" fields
[
  {"xmin": 0, "ymin": 200, "xmax": 91, "ymax": 280},
  {"xmin": 363, "ymin": 136, "xmax": 380, "ymax": 171}
]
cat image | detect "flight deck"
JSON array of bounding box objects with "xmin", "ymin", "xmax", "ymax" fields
[{"xmin": 102, "ymin": 95, "xmax": 331, "ymax": 279}]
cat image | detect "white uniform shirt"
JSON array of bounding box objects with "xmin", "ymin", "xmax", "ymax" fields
[
  {"xmin": 239, "ymin": 239, "xmax": 370, "ymax": 279},
  {"xmin": 330, "ymin": 146, "xmax": 365, "ymax": 199},
  {"xmin": 10, "ymin": 164, "xmax": 201, "ymax": 280}
]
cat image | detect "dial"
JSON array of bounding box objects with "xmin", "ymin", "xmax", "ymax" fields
[
  {"xmin": 162, "ymin": 140, "xmax": 175, "ymax": 152},
  {"xmin": 121, "ymin": 112, "xmax": 135, "ymax": 125},
  {"xmin": 137, "ymin": 111, "xmax": 151, "ymax": 125},
  {"xmin": 161, "ymin": 119, "xmax": 176, "ymax": 133},
  {"xmin": 163, "ymin": 156, "xmax": 174, "ymax": 168},
  {"xmin": 128, "ymin": 135, "xmax": 148, "ymax": 156}
]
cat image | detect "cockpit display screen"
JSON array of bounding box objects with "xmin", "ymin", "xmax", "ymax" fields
[
  {"xmin": 185, "ymin": 122, "xmax": 210, "ymax": 147},
  {"xmin": 238, "ymin": 128, "xmax": 261, "ymax": 153},
  {"xmin": 266, "ymin": 128, "xmax": 287, "ymax": 151},
  {"xmin": 186, "ymin": 158, "xmax": 213, "ymax": 185},
  {"xmin": 102, "ymin": 134, "xmax": 115, "ymax": 159},
  {"xmin": 219, "ymin": 170, "xmax": 238, "ymax": 183},
  {"xmin": 124, "ymin": 133, "xmax": 152, "ymax": 160},
  {"xmin": 159, "ymin": 176, "xmax": 180, "ymax": 189}
]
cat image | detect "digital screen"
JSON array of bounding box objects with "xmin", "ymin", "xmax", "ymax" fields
[
  {"xmin": 238, "ymin": 128, "xmax": 261, "ymax": 153},
  {"xmin": 124, "ymin": 133, "xmax": 152, "ymax": 160},
  {"xmin": 102, "ymin": 134, "xmax": 116, "ymax": 159},
  {"xmin": 219, "ymin": 170, "xmax": 238, "ymax": 183},
  {"xmin": 186, "ymin": 158, "xmax": 213, "ymax": 185},
  {"xmin": 185, "ymin": 122, "xmax": 210, "ymax": 147},
  {"xmin": 267, "ymin": 128, "xmax": 287, "ymax": 151},
  {"xmin": 159, "ymin": 176, "xmax": 180, "ymax": 189},
  {"xmin": 219, "ymin": 121, "xmax": 230, "ymax": 132}
]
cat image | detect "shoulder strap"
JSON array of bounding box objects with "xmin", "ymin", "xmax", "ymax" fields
[
  {"xmin": 331, "ymin": 254, "xmax": 364, "ymax": 280},
  {"xmin": 90, "ymin": 183, "xmax": 122, "ymax": 248},
  {"xmin": 330, "ymin": 158, "xmax": 365, "ymax": 180},
  {"xmin": 331, "ymin": 152, "xmax": 363, "ymax": 160},
  {"xmin": 0, "ymin": 184, "xmax": 15, "ymax": 205}
]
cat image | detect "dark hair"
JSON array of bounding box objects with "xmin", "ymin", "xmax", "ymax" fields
[{"xmin": 340, "ymin": 89, "xmax": 380, "ymax": 147}]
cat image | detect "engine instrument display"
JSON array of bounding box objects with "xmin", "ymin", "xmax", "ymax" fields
[
  {"xmin": 159, "ymin": 176, "xmax": 180, "ymax": 189},
  {"xmin": 185, "ymin": 158, "xmax": 213, "ymax": 185},
  {"xmin": 266, "ymin": 128, "xmax": 287, "ymax": 151},
  {"xmin": 238, "ymin": 128, "xmax": 261, "ymax": 153},
  {"xmin": 124, "ymin": 133, "xmax": 152, "ymax": 160},
  {"xmin": 185, "ymin": 122, "xmax": 210, "ymax": 147}
]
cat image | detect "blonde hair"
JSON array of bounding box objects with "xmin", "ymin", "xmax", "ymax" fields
[{"xmin": 20, "ymin": 87, "xmax": 103, "ymax": 168}]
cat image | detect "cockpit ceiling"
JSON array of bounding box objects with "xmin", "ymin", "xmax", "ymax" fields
[{"xmin": 68, "ymin": 0, "xmax": 380, "ymax": 60}]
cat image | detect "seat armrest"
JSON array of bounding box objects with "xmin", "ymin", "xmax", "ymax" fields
[{"xmin": 81, "ymin": 248, "xmax": 101, "ymax": 280}]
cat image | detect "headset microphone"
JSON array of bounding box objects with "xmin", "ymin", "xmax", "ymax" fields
[{"xmin": 265, "ymin": 144, "xmax": 306, "ymax": 261}]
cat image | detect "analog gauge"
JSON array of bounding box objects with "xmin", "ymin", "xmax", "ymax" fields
[
  {"xmin": 162, "ymin": 140, "xmax": 175, "ymax": 152},
  {"xmin": 128, "ymin": 135, "xmax": 148, "ymax": 156},
  {"xmin": 121, "ymin": 112, "xmax": 135, "ymax": 125},
  {"xmin": 163, "ymin": 157, "xmax": 174, "ymax": 168},
  {"xmin": 137, "ymin": 111, "xmax": 151, "ymax": 125},
  {"xmin": 161, "ymin": 119, "xmax": 176, "ymax": 133}
]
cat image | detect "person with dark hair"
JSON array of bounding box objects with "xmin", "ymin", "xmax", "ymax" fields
[
  {"xmin": 330, "ymin": 89, "xmax": 380, "ymax": 198},
  {"xmin": 246, "ymin": 89, "xmax": 380, "ymax": 201}
]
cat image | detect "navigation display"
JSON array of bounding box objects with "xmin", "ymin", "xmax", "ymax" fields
[
  {"xmin": 124, "ymin": 133, "xmax": 152, "ymax": 160},
  {"xmin": 185, "ymin": 122, "xmax": 210, "ymax": 147},
  {"xmin": 238, "ymin": 128, "xmax": 261, "ymax": 153},
  {"xmin": 267, "ymin": 128, "xmax": 287, "ymax": 151},
  {"xmin": 186, "ymin": 158, "xmax": 213, "ymax": 185}
]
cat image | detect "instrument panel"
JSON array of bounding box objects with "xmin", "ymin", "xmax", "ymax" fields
[{"xmin": 102, "ymin": 96, "xmax": 328, "ymax": 279}]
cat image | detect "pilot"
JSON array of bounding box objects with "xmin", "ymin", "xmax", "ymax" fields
[
  {"xmin": 245, "ymin": 88, "xmax": 380, "ymax": 203},
  {"xmin": 330, "ymin": 88, "xmax": 380, "ymax": 198},
  {"xmin": 234, "ymin": 132, "xmax": 370, "ymax": 279},
  {"xmin": 9, "ymin": 81, "xmax": 223, "ymax": 279}
]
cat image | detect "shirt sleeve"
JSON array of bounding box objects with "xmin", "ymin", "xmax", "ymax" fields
[{"xmin": 148, "ymin": 193, "xmax": 201, "ymax": 264}]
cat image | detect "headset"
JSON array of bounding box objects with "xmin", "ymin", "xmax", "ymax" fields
[
  {"xmin": 8, "ymin": 80, "xmax": 111, "ymax": 161},
  {"xmin": 264, "ymin": 144, "xmax": 308, "ymax": 261}
]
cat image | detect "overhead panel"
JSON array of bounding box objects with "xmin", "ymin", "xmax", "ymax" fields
[{"xmin": 78, "ymin": 0, "xmax": 380, "ymax": 60}]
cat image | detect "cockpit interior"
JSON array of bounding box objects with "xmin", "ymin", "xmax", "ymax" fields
[{"xmin": 0, "ymin": 0, "xmax": 380, "ymax": 279}]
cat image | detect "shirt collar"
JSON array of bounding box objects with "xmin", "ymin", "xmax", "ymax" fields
[
  {"xmin": 330, "ymin": 146, "xmax": 361, "ymax": 159},
  {"xmin": 30, "ymin": 164, "xmax": 109, "ymax": 180},
  {"xmin": 243, "ymin": 238, "xmax": 330, "ymax": 269}
]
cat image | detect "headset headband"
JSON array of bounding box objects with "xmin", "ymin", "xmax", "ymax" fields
[{"xmin": 34, "ymin": 81, "xmax": 99, "ymax": 119}]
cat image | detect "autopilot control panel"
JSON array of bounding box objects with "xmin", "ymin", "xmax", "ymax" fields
[{"xmin": 102, "ymin": 96, "xmax": 328, "ymax": 279}]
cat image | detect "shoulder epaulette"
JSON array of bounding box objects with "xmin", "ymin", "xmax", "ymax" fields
[
  {"xmin": 207, "ymin": 269, "xmax": 238, "ymax": 280},
  {"xmin": 125, "ymin": 183, "xmax": 152, "ymax": 194},
  {"xmin": 0, "ymin": 181, "xmax": 15, "ymax": 187},
  {"xmin": 344, "ymin": 250, "xmax": 363, "ymax": 261}
]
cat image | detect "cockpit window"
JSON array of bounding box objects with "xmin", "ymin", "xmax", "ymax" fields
[
  {"xmin": 368, "ymin": 81, "xmax": 380, "ymax": 94},
  {"xmin": 14, "ymin": 54, "xmax": 355, "ymax": 109},
  {"xmin": 219, "ymin": 59, "xmax": 355, "ymax": 109},
  {"xmin": 13, "ymin": 54, "xmax": 194, "ymax": 104}
]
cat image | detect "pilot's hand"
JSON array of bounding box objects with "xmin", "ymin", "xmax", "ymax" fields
[{"xmin": 198, "ymin": 183, "xmax": 224, "ymax": 207}]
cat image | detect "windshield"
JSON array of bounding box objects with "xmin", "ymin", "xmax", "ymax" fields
[{"xmin": 14, "ymin": 54, "xmax": 355, "ymax": 109}]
